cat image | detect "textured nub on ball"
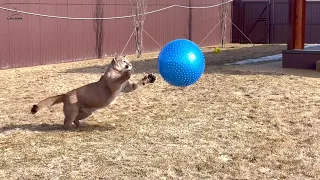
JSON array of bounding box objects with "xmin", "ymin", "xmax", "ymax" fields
[{"xmin": 158, "ymin": 39, "xmax": 205, "ymax": 87}]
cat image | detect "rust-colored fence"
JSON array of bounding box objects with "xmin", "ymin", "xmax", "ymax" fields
[
  {"xmin": 232, "ymin": 0, "xmax": 320, "ymax": 44},
  {"xmin": 0, "ymin": 0, "xmax": 232, "ymax": 70}
]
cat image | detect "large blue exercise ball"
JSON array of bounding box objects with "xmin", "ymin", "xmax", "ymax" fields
[{"xmin": 158, "ymin": 39, "xmax": 205, "ymax": 87}]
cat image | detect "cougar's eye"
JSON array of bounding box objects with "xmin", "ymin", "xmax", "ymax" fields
[{"xmin": 125, "ymin": 65, "xmax": 129, "ymax": 69}]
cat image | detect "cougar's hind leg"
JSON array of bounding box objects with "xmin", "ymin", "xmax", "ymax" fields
[
  {"xmin": 74, "ymin": 111, "xmax": 92, "ymax": 128},
  {"xmin": 63, "ymin": 103, "xmax": 79, "ymax": 130}
]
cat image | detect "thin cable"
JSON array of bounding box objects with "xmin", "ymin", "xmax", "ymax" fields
[
  {"xmin": 226, "ymin": 16, "xmax": 254, "ymax": 46},
  {"xmin": 143, "ymin": 29, "xmax": 162, "ymax": 48},
  {"xmin": 121, "ymin": 30, "xmax": 135, "ymax": 55},
  {"xmin": 0, "ymin": 0, "xmax": 233, "ymax": 20},
  {"xmin": 199, "ymin": 20, "xmax": 222, "ymax": 46}
]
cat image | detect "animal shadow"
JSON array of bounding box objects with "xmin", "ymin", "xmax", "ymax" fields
[{"xmin": 0, "ymin": 122, "xmax": 116, "ymax": 133}]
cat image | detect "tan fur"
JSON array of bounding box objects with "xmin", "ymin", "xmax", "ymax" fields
[{"xmin": 31, "ymin": 55, "xmax": 156, "ymax": 130}]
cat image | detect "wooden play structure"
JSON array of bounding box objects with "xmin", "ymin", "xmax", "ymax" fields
[{"xmin": 282, "ymin": 0, "xmax": 320, "ymax": 69}]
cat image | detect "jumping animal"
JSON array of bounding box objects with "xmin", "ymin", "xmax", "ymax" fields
[{"xmin": 31, "ymin": 55, "xmax": 156, "ymax": 130}]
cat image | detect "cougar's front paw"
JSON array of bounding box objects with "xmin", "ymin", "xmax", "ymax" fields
[
  {"xmin": 147, "ymin": 73, "xmax": 156, "ymax": 83},
  {"xmin": 123, "ymin": 70, "xmax": 132, "ymax": 79}
]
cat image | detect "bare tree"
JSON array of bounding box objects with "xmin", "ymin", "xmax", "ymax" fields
[
  {"xmin": 94, "ymin": 0, "xmax": 104, "ymax": 58},
  {"xmin": 218, "ymin": 0, "xmax": 229, "ymax": 48},
  {"xmin": 130, "ymin": 0, "xmax": 147, "ymax": 58}
]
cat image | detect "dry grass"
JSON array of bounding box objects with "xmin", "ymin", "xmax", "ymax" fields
[
  {"xmin": 1, "ymin": 43, "xmax": 319, "ymax": 179},
  {"xmin": 202, "ymin": 43, "xmax": 286, "ymax": 65}
]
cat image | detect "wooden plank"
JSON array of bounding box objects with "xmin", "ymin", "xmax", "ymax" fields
[
  {"xmin": 287, "ymin": 0, "xmax": 306, "ymax": 50},
  {"xmin": 283, "ymin": 50, "xmax": 320, "ymax": 69},
  {"xmin": 316, "ymin": 60, "xmax": 320, "ymax": 72}
]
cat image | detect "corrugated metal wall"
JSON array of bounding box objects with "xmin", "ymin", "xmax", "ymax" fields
[
  {"xmin": 190, "ymin": 0, "xmax": 232, "ymax": 47},
  {"xmin": 0, "ymin": 0, "xmax": 232, "ymax": 69},
  {"xmin": 233, "ymin": 0, "xmax": 320, "ymax": 44},
  {"xmin": 231, "ymin": 0, "xmax": 242, "ymax": 43},
  {"xmin": 270, "ymin": 0, "xmax": 288, "ymax": 43},
  {"xmin": 242, "ymin": 2, "xmax": 269, "ymax": 43}
]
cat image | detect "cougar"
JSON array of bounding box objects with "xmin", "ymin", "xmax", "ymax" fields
[{"xmin": 31, "ymin": 55, "xmax": 156, "ymax": 130}]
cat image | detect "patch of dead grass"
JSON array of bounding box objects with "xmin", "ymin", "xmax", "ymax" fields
[{"xmin": 0, "ymin": 44, "xmax": 319, "ymax": 179}]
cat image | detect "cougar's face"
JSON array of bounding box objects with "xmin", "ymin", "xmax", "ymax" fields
[{"xmin": 112, "ymin": 55, "xmax": 133, "ymax": 72}]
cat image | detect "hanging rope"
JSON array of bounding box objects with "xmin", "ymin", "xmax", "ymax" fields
[
  {"xmin": 199, "ymin": 20, "xmax": 222, "ymax": 46},
  {"xmin": 120, "ymin": 30, "xmax": 135, "ymax": 55},
  {"xmin": 0, "ymin": 0, "xmax": 255, "ymax": 56},
  {"xmin": 143, "ymin": 29, "xmax": 162, "ymax": 49},
  {"xmin": 226, "ymin": 16, "xmax": 254, "ymax": 46},
  {"xmin": 0, "ymin": 0, "xmax": 233, "ymax": 20}
]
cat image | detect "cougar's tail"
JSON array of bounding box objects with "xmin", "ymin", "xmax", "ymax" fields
[{"xmin": 31, "ymin": 94, "xmax": 65, "ymax": 114}]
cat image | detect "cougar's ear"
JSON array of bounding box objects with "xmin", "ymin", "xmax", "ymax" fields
[
  {"xmin": 112, "ymin": 54, "xmax": 120, "ymax": 63},
  {"xmin": 111, "ymin": 58, "xmax": 117, "ymax": 65},
  {"xmin": 115, "ymin": 53, "xmax": 119, "ymax": 59}
]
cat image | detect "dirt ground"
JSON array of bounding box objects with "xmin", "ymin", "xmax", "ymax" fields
[{"xmin": 1, "ymin": 43, "xmax": 319, "ymax": 179}]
